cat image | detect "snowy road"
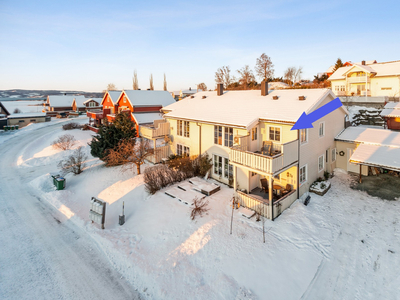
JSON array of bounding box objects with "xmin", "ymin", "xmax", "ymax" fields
[{"xmin": 0, "ymin": 122, "xmax": 141, "ymax": 300}]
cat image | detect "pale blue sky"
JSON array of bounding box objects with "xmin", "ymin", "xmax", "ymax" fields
[{"xmin": 0, "ymin": 0, "xmax": 399, "ymax": 92}]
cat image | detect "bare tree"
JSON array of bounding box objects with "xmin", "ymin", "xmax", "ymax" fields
[
  {"xmin": 132, "ymin": 139, "xmax": 153, "ymax": 174},
  {"xmin": 163, "ymin": 73, "xmax": 167, "ymax": 91},
  {"xmin": 190, "ymin": 197, "xmax": 209, "ymax": 220},
  {"xmin": 149, "ymin": 74, "xmax": 154, "ymax": 90},
  {"xmin": 237, "ymin": 65, "xmax": 255, "ymax": 90},
  {"xmin": 215, "ymin": 65, "xmax": 235, "ymax": 89},
  {"xmin": 58, "ymin": 146, "xmax": 88, "ymax": 175},
  {"xmin": 13, "ymin": 108, "xmax": 22, "ymax": 114},
  {"xmin": 132, "ymin": 70, "xmax": 139, "ymax": 90},
  {"xmin": 294, "ymin": 67, "xmax": 303, "ymax": 84},
  {"xmin": 103, "ymin": 83, "xmax": 117, "ymax": 93},
  {"xmin": 197, "ymin": 83, "xmax": 207, "ymax": 91},
  {"xmin": 255, "ymin": 53, "xmax": 274, "ymax": 81},
  {"xmin": 284, "ymin": 67, "xmax": 296, "ymax": 86},
  {"xmin": 52, "ymin": 134, "xmax": 76, "ymax": 150}
]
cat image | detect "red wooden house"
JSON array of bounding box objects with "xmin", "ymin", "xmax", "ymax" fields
[
  {"xmin": 87, "ymin": 90, "xmax": 121, "ymax": 127},
  {"xmin": 381, "ymin": 102, "xmax": 400, "ymax": 130}
]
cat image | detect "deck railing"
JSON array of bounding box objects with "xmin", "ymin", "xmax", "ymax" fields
[
  {"xmin": 347, "ymin": 76, "xmax": 370, "ymax": 84},
  {"xmin": 272, "ymin": 190, "xmax": 297, "ymax": 218},
  {"xmin": 139, "ymin": 121, "xmax": 170, "ymax": 139},
  {"xmin": 146, "ymin": 145, "xmax": 170, "ymax": 164},
  {"xmin": 229, "ymin": 140, "xmax": 298, "ymax": 174},
  {"xmin": 235, "ymin": 190, "xmax": 270, "ymax": 218}
]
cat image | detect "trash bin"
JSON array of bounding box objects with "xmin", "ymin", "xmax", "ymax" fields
[
  {"xmin": 4, "ymin": 126, "xmax": 8, "ymax": 131},
  {"xmin": 55, "ymin": 177, "xmax": 65, "ymax": 190},
  {"xmin": 10, "ymin": 125, "xmax": 15, "ymax": 130},
  {"xmin": 15, "ymin": 125, "xmax": 19, "ymax": 130},
  {"xmin": 51, "ymin": 174, "xmax": 60, "ymax": 186}
]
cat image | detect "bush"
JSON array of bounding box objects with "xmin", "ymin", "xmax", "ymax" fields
[
  {"xmin": 324, "ymin": 171, "xmax": 330, "ymax": 180},
  {"xmin": 58, "ymin": 146, "xmax": 88, "ymax": 175},
  {"xmin": 52, "ymin": 134, "xmax": 76, "ymax": 150},
  {"xmin": 13, "ymin": 108, "xmax": 22, "ymax": 114},
  {"xmin": 63, "ymin": 122, "xmax": 81, "ymax": 130},
  {"xmin": 320, "ymin": 183, "xmax": 327, "ymax": 189},
  {"xmin": 190, "ymin": 197, "xmax": 209, "ymax": 220},
  {"xmin": 82, "ymin": 124, "xmax": 90, "ymax": 131}
]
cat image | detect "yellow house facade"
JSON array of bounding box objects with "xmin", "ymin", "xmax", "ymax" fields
[{"xmin": 329, "ymin": 60, "xmax": 400, "ymax": 98}]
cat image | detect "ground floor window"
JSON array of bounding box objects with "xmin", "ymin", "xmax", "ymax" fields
[
  {"xmin": 214, "ymin": 155, "xmax": 232, "ymax": 180},
  {"xmin": 177, "ymin": 144, "xmax": 190, "ymax": 156},
  {"xmin": 318, "ymin": 155, "xmax": 324, "ymax": 172},
  {"xmin": 300, "ymin": 165, "xmax": 307, "ymax": 185}
]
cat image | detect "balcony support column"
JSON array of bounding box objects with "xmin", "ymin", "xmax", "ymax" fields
[
  {"xmin": 268, "ymin": 176, "xmax": 273, "ymax": 220},
  {"xmin": 233, "ymin": 166, "xmax": 237, "ymax": 191}
]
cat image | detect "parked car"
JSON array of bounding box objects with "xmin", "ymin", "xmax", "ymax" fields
[{"xmin": 56, "ymin": 112, "xmax": 67, "ymax": 118}]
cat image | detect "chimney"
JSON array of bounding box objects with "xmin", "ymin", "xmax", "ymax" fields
[
  {"xmin": 273, "ymin": 95, "xmax": 278, "ymax": 100},
  {"xmin": 362, "ymin": 60, "xmax": 366, "ymax": 65},
  {"xmin": 189, "ymin": 87, "xmax": 192, "ymax": 91},
  {"xmin": 217, "ymin": 83, "xmax": 224, "ymax": 96},
  {"xmin": 299, "ymin": 96, "xmax": 306, "ymax": 101},
  {"xmin": 261, "ymin": 80, "xmax": 268, "ymax": 96}
]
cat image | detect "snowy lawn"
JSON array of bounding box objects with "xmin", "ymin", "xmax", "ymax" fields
[{"xmin": 16, "ymin": 125, "xmax": 400, "ymax": 300}]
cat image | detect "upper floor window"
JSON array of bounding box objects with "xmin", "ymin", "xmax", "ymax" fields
[
  {"xmin": 319, "ymin": 122, "xmax": 325, "ymax": 137},
  {"xmin": 224, "ymin": 127, "xmax": 233, "ymax": 147},
  {"xmin": 214, "ymin": 126, "xmax": 222, "ymax": 145},
  {"xmin": 300, "ymin": 129, "xmax": 307, "ymax": 144},
  {"xmin": 251, "ymin": 127, "xmax": 258, "ymax": 141},
  {"xmin": 177, "ymin": 120, "xmax": 190, "ymax": 137},
  {"xmin": 269, "ymin": 127, "xmax": 281, "ymax": 142}
]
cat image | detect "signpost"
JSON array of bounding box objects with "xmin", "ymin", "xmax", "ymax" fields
[{"xmin": 90, "ymin": 197, "xmax": 106, "ymax": 229}]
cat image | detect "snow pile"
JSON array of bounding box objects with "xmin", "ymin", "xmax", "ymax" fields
[
  {"xmin": 310, "ymin": 180, "xmax": 331, "ymax": 193},
  {"xmin": 14, "ymin": 122, "xmax": 400, "ymax": 300}
]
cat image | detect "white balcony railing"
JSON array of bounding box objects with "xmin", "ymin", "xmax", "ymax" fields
[
  {"xmin": 147, "ymin": 145, "xmax": 170, "ymax": 164},
  {"xmin": 139, "ymin": 121, "xmax": 170, "ymax": 139},
  {"xmin": 229, "ymin": 140, "xmax": 298, "ymax": 174},
  {"xmin": 347, "ymin": 76, "xmax": 370, "ymax": 84}
]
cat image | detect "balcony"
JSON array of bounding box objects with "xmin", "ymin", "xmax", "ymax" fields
[
  {"xmin": 139, "ymin": 120, "xmax": 170, "ymax": 140},
  {"xmin": 347, "ymin": 76, "xmax": 370, "ymax": 84},
  {"xmin": 146, "ymin": 145, "xmax": 170, "ymax": 164},
  {"xmin": 86, "ymin": 110, "xmax": 103, "ymax": 120},
  {"xmin": 229, "ymin": 139, "xmax": 299, "ymax": 174}
]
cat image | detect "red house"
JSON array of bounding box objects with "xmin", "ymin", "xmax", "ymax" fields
[
  {"xmin": 381, "ymin": 102, "xmax": 400, "ymax": 131},
  {"xmin": 87, "ymin": 90, "xmax": 121, "ymax": 128}
]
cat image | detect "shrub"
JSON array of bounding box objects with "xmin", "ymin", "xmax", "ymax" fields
[
  {"xmin": 58, "ymin": 146, "xmax": 88, "ymax": 175},
  {"xmin": 13, "ymin": 108, "xmax": 22, "ymax": 114},
  {"xmin": 320, "ymin": 182, "xmax": 327, "ymax": 189},
  {"xmin": 316, "ymin": 177, "xmax": 324, "ymax": 182},
  {"xmin": 52, "ymin": 134, "xmax": 76, "ymax": 150},
  {"xmin": 82, "ymin": 124, "xmax": 90, "ymax": 131},
  {"xmin": 62, "ymin": 122, "xmax": 81, "ymax": 130},
  {"xmin": 190, "ymin": 197, "xmax": 209, "ymax": 220},
  {"xmin": 324, "ymin": 171, "xmax": 330, "ymax": 180}
]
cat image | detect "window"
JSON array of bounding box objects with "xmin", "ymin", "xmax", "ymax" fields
[
  {"xmin": 214, "ymin": 126, "xmax": 222, "ymax": 145},
  {"xmin": 30, "ymin": 119, "xmax": 36, "ymax": 122},
  {"xmin": 335, "ymin": 86, "xmax": 339, "ymax": 92},
  {"xmin": 300, "ymin": 129, "xmax": 308, "ymax": 144},
  {"xmin": 177, "ymin": 120, "xmax": 189, "ymax": 137},
  {"xmin": 177, "ymin": 144, "xmax": 190, "ymax": 156},
  {"xmin": 213, "ymin": 155, "xmax": 223, "ymax": 176},
  {"xmin": 224, "ymin": 127, "xmax": 233, "ymax": 147},
  {"xmin": 252, "ymin": 127, "xmax": 258, "ymax": 141},
  {"xmin": 319, "ymin": 122, "xmax": 325, "ymax": 137},
  {"xmin": 332, "ymin": 148, "xmax": 336, "ymax": 162},
  {"xmin": 340, "ymin": 85, "xmax": 345, "ymax": 92},
  {"xmin": 318, "ymin": 155, "xmax": 324, "ymax": 172},
  {"xmin": 269, "ymin": 127, "xmax": 281, "ymax": 142},
  {"xmin": 381, "ymin": 87, "xmax": 392, "ymax": 90},
  {"xmin": 299, "ymin": 165, "xmax": 307, "ymax": 185},
  {"xmin": 19, "ymin": 120, "xmax": 25, "ymax": 123}
]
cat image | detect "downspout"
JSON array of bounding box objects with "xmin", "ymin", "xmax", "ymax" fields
[
  {"xmin": 297, "ymin": 130, "xmax": 300, "ymax": 200},
  {"xmin": 196, "ymin": 122, "xmax": 202, "ymax": 156}
]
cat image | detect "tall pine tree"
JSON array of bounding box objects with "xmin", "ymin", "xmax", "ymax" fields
[
  {"xmin": 333, "ymin": 58, "xmax": 344, "ymax": 72},
  {"xmin": 89, "ymin": 113, "xmax": 137, "ymax": 160}
]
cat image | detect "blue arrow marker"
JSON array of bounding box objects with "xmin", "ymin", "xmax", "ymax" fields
[{"xmin": 291, "ymin": 97, "xmax": 343, "ymax": 130}]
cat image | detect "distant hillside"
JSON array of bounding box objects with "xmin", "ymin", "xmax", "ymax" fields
[{"xmin": 0, "ymin": 89, "xmax": 103, "ymax": 100}]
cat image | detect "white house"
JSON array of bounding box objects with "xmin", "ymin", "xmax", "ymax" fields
[
  {"xmin": 160, "ymin": 83, "xmax": 348, "ymax": 219},
  {"xmin": 329, "ymin": 60, "xmax": 400, "ymax": 97},
  {"xmin": 46, "ymin": 95, "xmax": 86, "ymax": 112}
]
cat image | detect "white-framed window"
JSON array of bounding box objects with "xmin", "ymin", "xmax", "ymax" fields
[
  {"xmin": 252, "ymin": 127, "xmax": 258, "ymax": 141},
  {"xmin": 177, "ymin": 120, "xmax": 190, "ymax": 137},
  {"xmin": 335, "ymin": 86, "xmax": 339, "ymax": 92},
  {"xmin": 224, "ymin": 127, "xmax": 233, "ymax": 147},
  {"xmin": 214, "ymin": 126, "xmax": 222, "ymax": 145},
  {"xmin": 331, "ymin": 148, "xmax": 336, "ymax": 162},
  {"xmin": 299, "ymin": 165, "xmax": 307, "ymax": 185},
  {"xmin": 177, "ymin": 144, "xmax": 190, "ymax": 156},
  {"xmin": 318, "ymin": 122, "xmax": 325, "ymax": 137},
  {"xmin": 300, "ymin": 129, "xmax": 308, "ymax": 144},
  {"xmin": 318, "ymin": 155, "xmax": 324, "ymax": 172},
  {"xmin": 213, "ymin": 155, "xmax": 232, "ymax": 179},
  {"xmin": 340, "ymin": 85, "xmax": 345, "ymax": 91},
  {"xmin": 269, "ymin": 126, "xmax": 281, "ymax": 142}
]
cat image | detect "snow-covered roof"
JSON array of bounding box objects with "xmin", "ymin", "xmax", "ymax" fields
[
  {"xmin": 329, "ymin": 61, "xmax": 400, "ymax": 81},
  {"xmin": 162, "ymin": 89, "xmax": 346, "ymax": 129},
  {"xmin": 8, "ymin": 112, "xmax": 47, "ymax": 119},
  {"xmin": 336, "ymin": 126, "xmax": 400, "ymax": 147},
  {"xmin": 350, "ymin": 144, "xmax": 400, "ymax": 171},
  {"xmin": 48, "ymin": 95, "xmax": 85, "ymax": 107},
  {"xmin": 326, "ymin": 65, "xmax": 334, "ymax": 73},
  {"xmin": 384, "ymin": 102, "xmax": 400, "ymax": 109},
  {"xmin": 123, "ymin": 90, "xmax": 175, "ymax": 107},
  {"xmin": 83, "ymin": 98, "xmax": 102, "ymax": 105},
  {"xmin": 380, "ymin": 108, "xmax": 400, "ymax": 118},
  {"xmin": 101, "ymin": 91, "xmax": 122, "ymax": 105},
  {"xmin": 132, "ymin": 112, "xmax": 163, "ymax": 125},
  {"xmin": 0, "ymin": 101, "xmax": 10, "ymax": 116}
]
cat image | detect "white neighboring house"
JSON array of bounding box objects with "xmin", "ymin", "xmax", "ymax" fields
[
  {"xmin": 161, "ymin": 83, "xmax": 348, "ymax": 220},
  {"xmin": 45, "ymin": 95, "xmax": 86, "ymax": 112},
  {"xmin": 72, "ymin": 97, "xmax": 102, "ymax": 112},
  {"xmin": 329, "ymin": 60, "xmax": 400, "ymax": 97}
]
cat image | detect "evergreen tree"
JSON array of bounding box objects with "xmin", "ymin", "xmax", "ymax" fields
[
  {"xmin": 333, "ymin": 58, "xmax": 344, "ymax": 72},
  {"xmin": 89, "ymin": 113, "xmax": 137, "ymax": 160}
]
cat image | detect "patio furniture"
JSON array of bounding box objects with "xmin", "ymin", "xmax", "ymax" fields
[
  {"xmin": 273, "ymin": 184, "xmax": 283, "ymax": 196},
  {"xmin": 260, "ymin": 179, "xmax": 269, "ymax": 194},
  {"xmin": 282, "ymin": 184, "xmax": 292, "ymax": 196},
  {"xmin": 261, "ymin": 141, "xmax": 273, "ymax": 156}
]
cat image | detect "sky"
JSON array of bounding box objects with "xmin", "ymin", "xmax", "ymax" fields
[{"xmin": 0, "ymin": 0, "xmax": 399, "ymax": 92}]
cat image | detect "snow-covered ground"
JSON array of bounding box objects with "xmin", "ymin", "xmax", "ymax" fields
[
  {"xmin": 2, "ymin": 100, "xmax": 45, "ymax": 114},
  {"xmin": 2, "ymin": 120, "xmax": 400, "ymax": 299}
]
